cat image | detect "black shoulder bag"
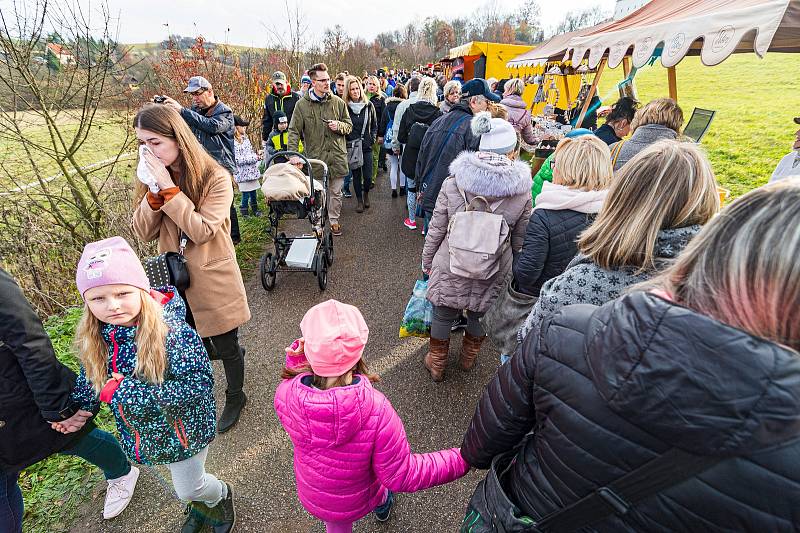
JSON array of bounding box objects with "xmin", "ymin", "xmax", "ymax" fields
[
  {"xmin": 462, "ymin": 447, "xmax": 722, "ymax": 533},
  {"xmin": 142, "ymin": 231, "xmax": 190, "ymax": 292}
]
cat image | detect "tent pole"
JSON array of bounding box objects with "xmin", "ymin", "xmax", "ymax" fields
[
  {"xmin": 623, "ymin": 56, "xmax": 632, "ymax": 78},
  {"xmin": 576, "ymin": 59, "xmax": 606, "ymax": 128},
  {"xmin": 667, "ymin": 66, "xmax": 678, "ymax": 101}
]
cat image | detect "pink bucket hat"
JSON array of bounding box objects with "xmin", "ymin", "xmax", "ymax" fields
[
  {"xmin": 76, "ymin": 236, "xmax": 150, "ymax": 297},
  {"xmin": 300, "ymin": 299, "xmax": 369, "ymax": 377}
]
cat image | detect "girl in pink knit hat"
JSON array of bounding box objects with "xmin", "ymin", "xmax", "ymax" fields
[
  {"xmin": 69, "ymin": 236, "xmax": 235, "ymax": 532},
  {"xmin": 274, "ymin": 299, "xmax": 470, "ymax": 533}
]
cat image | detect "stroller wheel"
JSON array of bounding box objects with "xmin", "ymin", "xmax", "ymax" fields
[
  {"xmin": 260, "ymin": 253, "xmax": 277, "ymax": 291},
  {"xmin": 316, "ymin": 251, "xmax": 328, "ymax": 291},
  {"xmin": 324, "ymin": 230, "xmax": 334, "ymax": 266}
]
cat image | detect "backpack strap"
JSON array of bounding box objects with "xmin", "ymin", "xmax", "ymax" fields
[
  {"xmin": 610, "ymin": 139, "xmax": 627, "ymax": 167},
  {"xmin": 360, "ymin": 105, "xmax": 370, "ymax": 137},
  {"xmin": 535, "ymin": 448, "xmax": 722, "ymax": 532},
  {"xmin": 456, "ymin": 185, "xmax": 505, "ymax": 213}
]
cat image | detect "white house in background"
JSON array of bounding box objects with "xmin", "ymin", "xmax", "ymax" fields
[
  {"xmin": 46, "ymin": 43, "xmax": 74, "ymax": 65},
  {"xmin": 614, "ymin": 0, "xmax": 653, "ymax": 20}
]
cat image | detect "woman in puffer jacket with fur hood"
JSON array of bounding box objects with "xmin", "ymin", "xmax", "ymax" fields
[{"xmin": 421, "ymin": 113, "xmax": 533, "ymax": 382}]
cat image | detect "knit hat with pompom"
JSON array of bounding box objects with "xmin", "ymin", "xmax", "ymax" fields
[{"xmin": 471, "ymin": 111, "xmax": 518, "ymax": 154}]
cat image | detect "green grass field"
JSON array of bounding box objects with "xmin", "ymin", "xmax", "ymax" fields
[
  {"xmin": 596, "ymin": 52, "xmax": 800, "ymax": 198},
  {"xmin": 0, "ymin": 110, "xmax": 134, "ymax": 190}
]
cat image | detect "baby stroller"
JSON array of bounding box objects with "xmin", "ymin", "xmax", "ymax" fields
[{"xmin": 259, "ymin": 151, "xmax": 334, "ymax": 292}]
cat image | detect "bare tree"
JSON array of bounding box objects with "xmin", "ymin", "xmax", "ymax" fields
[
  {"xmin": 0, "ymin": 0, "xmax": 140, "ymax": 314},
  {"xmin": 554, "ymin": 5, "xmax": 609, "ymax": 35},
  {"xmin": 322, "ymin": 25, "xmax": 350, "ymax": 73},
  {"xmin": 262, "ymin": 0, "xmax": 310, "ymax": 83}
]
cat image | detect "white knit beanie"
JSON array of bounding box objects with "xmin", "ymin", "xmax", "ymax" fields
[{"xmin": 471, "ymin": 112, "xmax": 518, "ymax": 154}]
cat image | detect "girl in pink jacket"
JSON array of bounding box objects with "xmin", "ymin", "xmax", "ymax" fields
[{"xmin": 274, "ymin": 299, "xmax": 469, "ymax": 533}]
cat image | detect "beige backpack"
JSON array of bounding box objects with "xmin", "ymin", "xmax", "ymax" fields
[{"xmin": 447, "ymin": 187, "xmax": 510, "ymax": 280}]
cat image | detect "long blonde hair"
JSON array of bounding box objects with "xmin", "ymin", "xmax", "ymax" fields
[
  {"xmin": 646, "ymin": 179, "xmax": 800, "ymax": 351},
  {"xmin": 74, "ymin": 289, "xmax": 169, "ymax": 394},
  {"xmin": 133, "ymin": 104, "xmax": 224, "ymax": 206},
  {"xmin": 579, "ymin": 140, "xmax": 719, "ymax": 271},
  {"xmin": 553, "ymin": 135, "xmax": 613, "ymax": 191}
]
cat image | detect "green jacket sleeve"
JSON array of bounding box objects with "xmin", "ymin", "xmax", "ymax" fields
[
  {"xmin": 335, "ymin": 98, "xmax": 353, "ymax": 136},
  {"xmin": 531, "ymin": 154, "xmax": 554, "ymax": 203}
]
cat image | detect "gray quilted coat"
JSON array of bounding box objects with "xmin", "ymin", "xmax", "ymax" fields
[{"xmin": 422, "ymin": 151, "xmax": 533, "ymax": 313}]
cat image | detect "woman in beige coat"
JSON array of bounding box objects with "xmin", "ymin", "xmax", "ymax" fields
[
  {"xmin": 132, "ymin": 104, "xmax": 251, "ymax": 434},
  {"xmin": 421, "ymin": 112, "xmax": 532, "ymax": 382}
]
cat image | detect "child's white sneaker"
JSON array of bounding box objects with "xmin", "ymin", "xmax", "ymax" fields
[{"xmin": 103, "ymin": 465, "xmax": 139, "ymax": 519}]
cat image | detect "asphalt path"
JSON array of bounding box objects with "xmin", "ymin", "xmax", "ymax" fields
[{"xmin": 70, "ymin": 174, "xmax": 501, "ymax": 532}]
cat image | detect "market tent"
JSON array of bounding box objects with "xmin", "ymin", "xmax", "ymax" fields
[
  {"xmin": 505, "ymin": 24, "xmax": 610, "ymax": 68},
  {"xmin": 448, "ymin": 41, "xmax": 532, "ymax": 81},
  {"xmin": 564, "ymin": 0, "xmax": 800, "ymax": 69}
]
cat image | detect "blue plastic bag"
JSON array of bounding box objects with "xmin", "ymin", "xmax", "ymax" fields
[{"xmin": 399, "ymin": 279, "xmax": 432, "ymax": 338}]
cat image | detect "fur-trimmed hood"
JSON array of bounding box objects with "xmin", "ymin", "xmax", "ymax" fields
[{"xmin": 449, "ymin": 151, "xmax": 533, "ymax": 198}]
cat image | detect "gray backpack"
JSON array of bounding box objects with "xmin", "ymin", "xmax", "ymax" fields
[{"xmin": 447, "ymin": 186, "xmax": 510, "ymax": 280}]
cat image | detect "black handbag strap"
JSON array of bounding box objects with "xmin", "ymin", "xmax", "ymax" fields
[{"xmin": 536, "ymin": 448, "xmax": 722, "ymax": 532}]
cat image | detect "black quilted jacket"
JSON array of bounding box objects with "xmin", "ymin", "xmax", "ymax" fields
[
  {"xmin": 462, "ymin": 292, "xmax": 800, "ymax": 531},
  {"xmin": 513, "ymin": 208, "xmax": 594, "ymax": 296}
]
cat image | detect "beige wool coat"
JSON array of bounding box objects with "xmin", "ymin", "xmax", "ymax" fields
[{"xmin": 132, "ymin": 170, "xmax": 251, "ymax": 338}]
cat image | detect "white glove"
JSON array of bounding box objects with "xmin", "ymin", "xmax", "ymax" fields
[{"xmin": 137, "ymin": 145, "xmax": 160, "ymax": 194}]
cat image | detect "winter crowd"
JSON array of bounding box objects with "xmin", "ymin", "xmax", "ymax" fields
[{"xmin": 1, "ymin": 59, "xmax": 799, "ymax": 533}]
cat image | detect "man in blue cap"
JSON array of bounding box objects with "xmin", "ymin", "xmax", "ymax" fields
[
  {"xmin": 161, "ymin": 75, "xmax": 240, "ymax": 244},
  {"xmin": 415, "ymin": 78, "xmax": 500, "ymax": 234}
]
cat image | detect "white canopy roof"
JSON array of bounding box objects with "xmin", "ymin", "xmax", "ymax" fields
[
  {"xmin": 564, "ymin": 0, "xmax": 800, "ymax": 69},
  {"xmin": 506, "ymin": 23, "xmax": 613, "ymax": 68}
]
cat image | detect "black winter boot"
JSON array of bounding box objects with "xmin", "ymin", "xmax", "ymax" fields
[
  {"xmin": 363, "ymin": 190, "xmax": 370, "ymax": 208},
  {"xmin": 180, "ymin": 502, "xmax": 208, "ymax": 533},
  {"xmin": 218, "ymin": 348, "xmax": 246, "ymax": 434},
  {"xmin": 207, "ymin": 484, "xmax": 236, "ymax": 533},
  {"xmin": 355, "ymin": 198, "xmax": 364, "ymax": 213}
]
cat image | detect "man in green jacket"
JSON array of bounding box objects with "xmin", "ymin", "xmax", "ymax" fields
[{"xmin": 288, "ymin": 63, "xmax": 353, "ymax": 236}]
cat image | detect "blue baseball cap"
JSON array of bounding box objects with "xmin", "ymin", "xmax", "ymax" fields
[{"xmin": 460, "ymin": 78, "xmax": 501, "ymax": 102}]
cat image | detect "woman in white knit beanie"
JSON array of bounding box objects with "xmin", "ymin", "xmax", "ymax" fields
[{"xmin": 420, "ymin": 112, "xmax": 533, "ymax": 381}]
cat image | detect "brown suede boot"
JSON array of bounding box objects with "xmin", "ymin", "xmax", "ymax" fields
[
  {"xmin": 460, "ymin": 332, "xmax": 486, "ymax": 371},
  {"xmin": 424, "ymin": 337, "xmax": 450, "ymax": 382}
]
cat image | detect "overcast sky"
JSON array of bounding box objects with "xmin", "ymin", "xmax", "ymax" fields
[{"xmin": 101, "ymin": 0, "xmax": 616, "ymax": 47}]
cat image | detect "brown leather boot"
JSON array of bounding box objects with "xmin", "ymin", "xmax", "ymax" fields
[
  {"xmin": 424, "ymin": 337, "xmax": 450, "ymax": 382},
  {"xmin": 460, "ymin": 332, "xmax": 485, "ymax": 371}
]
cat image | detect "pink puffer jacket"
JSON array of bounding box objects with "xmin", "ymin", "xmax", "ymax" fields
[
  {"xmin": 274, "ymin": 373, "xmax": 469, "ymax": 523},
  {"xmin": 500, "ymin": 94, "xmax": 536, "ymax": 145}
]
